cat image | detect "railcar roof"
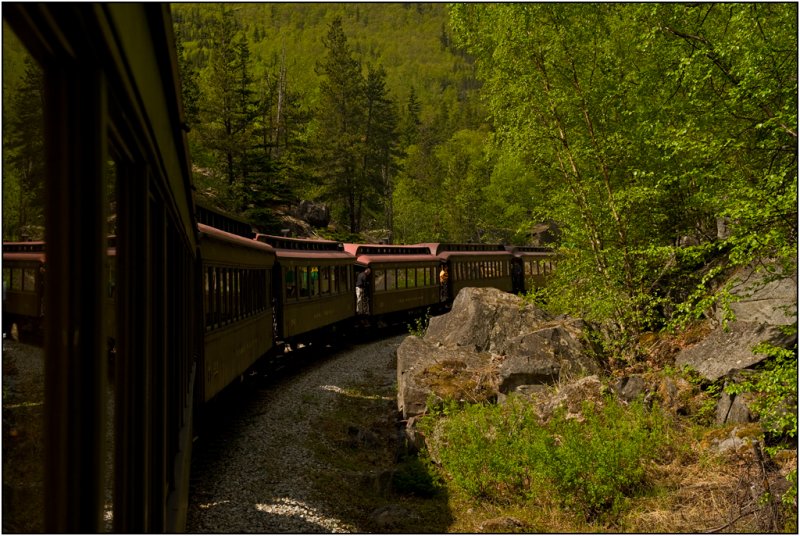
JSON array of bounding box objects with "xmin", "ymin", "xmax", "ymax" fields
[
  {"xmin": 256, "ymin": 233, "xmax": 344, "ymax": 251},
  {"xmin": 416, "ymin": 242, "xmax": 510, "ymax": 256},
  {"xmin": 3, "ymin": 252, "xmax": 46, "ymax": 263},
  {"xmin": 436, "ymin": 250, "xmax": 513, "ymax": 261},
  {"xmin": 354, "ymin": 254, "xmax": 439, "ymax": 266},
  {"xmin": 3, "ymin": 241, "xmax": 46, "ymax": 253},
  {"xmin": 273, "ymin": 250, "xmax": 355, "ymax": 261},
  {"xmin": 343, "ymin": 243, "xmax": 433, "ymax": 257},
  {"xmin": 343, "ymin": 243, "xmax": 438, "ymax": 265},
  {"xmin": 199, "ymin": 224, "xmax": 275, "ymax": 254}
]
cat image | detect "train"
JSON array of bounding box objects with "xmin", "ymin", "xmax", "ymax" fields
[{"xmin": 0, "ymin": 4, "xmax": 554, "ymax": 532}]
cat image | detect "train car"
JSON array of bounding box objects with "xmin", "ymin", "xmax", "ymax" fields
[
  {"xmin": 2, "ymin": 241, "xmax": 46, "ymax": 333},
  {"xmin": 506, "ymin": 245, "xmax": 557, "ymax": 293},
  {"xmin": 343, "ymin": 243, "xmax": 441, "ymax": 317},
  {"xmin": 419, "ymin": 243, "xmax": 515, "ymax": 299},
  {"xmin": 198, "ymin": 224, "xmax": 275, "ymax": 403},
  {"xmin": 3, "ymin": 4, "xmax": 198, "ymax": 532},
  {"xmin": 3, "ymin": 240, "xmax": 119, "ymax": 345},
  {"xmin": 195, "ymin": 197, "xmax": 257, "ymax": 239},
  {"xmin": 255, "ymin": 234, "xmax": 355, "ymax": 346}
]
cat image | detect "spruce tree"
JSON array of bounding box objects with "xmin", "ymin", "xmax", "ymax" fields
[{"xmin": 315, "ymin": 16, "xmax": 365, "ymax": 233}]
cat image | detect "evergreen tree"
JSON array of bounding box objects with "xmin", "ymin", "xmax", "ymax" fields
[
  {"xmin": 361, "ymin": 64, "xmax": 399, "ymax": 232},
  {"xmin": 175, "ymin": 22, "xmax": 200, "ymax": 129},
  {"xmin": 315, "ymin": 16, "xmax": 365, "ymax": 233},
  {"xmin": 196, "ymin": 5, "xmax": 258, "ymax": 198},
  {"xmin": 3, "ymin": 56, "xmax": 45, "ymax": 241},
  {"xmin": 399, "ymin": 86, "xmax": 422, "ymax": 148}
]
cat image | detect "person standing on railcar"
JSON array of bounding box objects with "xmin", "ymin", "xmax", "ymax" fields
[
  {"xmin": 356, "ymin": 267, "xmax": 371, "ymax": 314},
  {"xmin": 439, "ymin": 264, "xmax": 449, "ymax": 301}
]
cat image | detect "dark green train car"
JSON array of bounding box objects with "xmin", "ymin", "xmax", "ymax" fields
[
  {"xmin": 199, "ymin": 224, "xmax": 275, "ymax": 403},
  {"xmin": 256, "ymin": 234, "xmax": 355, "ymax": 345},
  {"xmin": 344, "ymin": 244, "xmax": 441, "ymax": 316},
  {"xmin": 419, "ymin": 243, "xmax": 514, "ymax": 300}
]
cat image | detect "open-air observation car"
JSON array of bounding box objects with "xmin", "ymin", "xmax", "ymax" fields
[
  {"xmin": 418, "ymin": 243, "xmax": 514, "ymax": 299},
  {"xmin": 343, "ymin": 243, "xmax": 441, "ymax": 316},
  {"xmin": 255, "ymin": 233, "xmax": 355, "ymax": 345},
  {"xmin": 198, "ymin": 224, "xmax": 276, "ymax": 403}
]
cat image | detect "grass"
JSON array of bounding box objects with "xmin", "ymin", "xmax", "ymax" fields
[{"xmin": 304, "ymin": 351, "xmax": 797, "ymax": 533}]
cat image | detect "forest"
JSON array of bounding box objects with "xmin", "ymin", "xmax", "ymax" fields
[
  {"xmin": 0, "ymin": 3, "xmax": 796, "ymax": 530},
  {"xmin": 166, "ymin": 2, "xmax": 797, "ymax": 334}
]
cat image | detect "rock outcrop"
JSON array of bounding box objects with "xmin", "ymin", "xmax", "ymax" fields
[
  {"xmin": 397, "ymin": 287, "xmax": 601, "ymax": 421},
  {"xmin": 676, "ymin": 265, "xmax": 797, "ymax": 382},
  {"xmin": 294, "ymin": 200, "xmax": 330, "ymax": 228}
]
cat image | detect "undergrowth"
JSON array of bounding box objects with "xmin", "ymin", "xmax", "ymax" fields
[{"xmin": 421, "ymin": 395, "xmax": 672, "ymax": 523}]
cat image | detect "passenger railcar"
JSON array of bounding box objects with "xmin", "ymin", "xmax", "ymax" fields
[
  {"xmin": 198, "ymin": 224, "xmax": 275, "ymax": 403},
  {"xmin": 4, "ymin": 4, "xmax": 198, "ymax": 532},
  {"xmin": 255, "ymin": 234, "xmax": 355, "ymax": 346},
  {"xmin": 2, "ymin": 242, "xmax": 46, "ymax": 333},
  {"xmin": 344, "ymin": 243, "xmax": 441, "ymax": 316},
  {"xmin": 419, "ymin": 243, "xmax": 515, "ymax": 299},
  {"xmin": 507, "ymin": 245, "xmax": 556, "ymax": 293}
]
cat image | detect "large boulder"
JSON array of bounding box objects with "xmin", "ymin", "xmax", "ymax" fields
[
  {"xmin": 398, "ymin": 287, "xmax": 599, "ymax": 420},
  {"xmin": 294, "ymin": 200, "xmax": 330, "ymax": 228},
  {"xmin": 676, "ymin": 321, "xmax": 794, "ymax": 382},
  {"xmin": 722, "ymin": 264, "xmax": 797, "ymax": 326},
  {"xmin": 497, "ymin": 319, "xmax": 601, "ymax": 393},
  {"xmin": 676, "ymin": 265, "xmax": 797, "ymax": 382},
  {"xmin": 396, "ymin": 335, "xmax": 498, "ymax": 420},
  {"xmin": 424, "ymin": 287, "xmax": 552, "ymax": 353}
]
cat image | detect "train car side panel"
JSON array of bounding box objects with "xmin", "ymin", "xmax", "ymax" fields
[
  {"xmin": 278, "ymin": 259, "xmax": 354, "ymax": 339},
  {"xmin": 369, "ymin": 262, "xmax": 440, "ymax": 315}
]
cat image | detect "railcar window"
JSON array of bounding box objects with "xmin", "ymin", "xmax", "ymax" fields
[
  {"xmin": 330, "ymin": 266, "xmax": 338, "ymax": 294},
  {"xmin": 310, "ymin": 267, "xmax": 319, "ymax": 297},
  {"xmin": 23, "ymin": 268, "xmax": 37, "ymax": 292},
  {"xmin": 320, "ymin": 266, "xmax": 330, "ymax": 295},
  {"xmin": 373, "ymin": 269, "xmax": 384, "ymax": 292},
  {"xmin": 397, "ymin": 268, "xmax": 406, "ymax": 289},
  {"xmin": 11, "ymin": 268, "xmax": 23, "ymax": 291},
  {"xmin": 2, "ymin": 26, "xmax": 46, "ymax": 531},
  {"xmin": 285, "ymin": 267, "xmax": 297, "ymax": 300},
  {"xmin": 299, "ymin": 266, "xmax": 309, "ymax": 298},
  {"xmin": 416, "ymin": 267, "xmax": 425, "ymax": 287},
  {"xmin": 386, "ymin": 268, "xmax": 396, "ymax": 290}
]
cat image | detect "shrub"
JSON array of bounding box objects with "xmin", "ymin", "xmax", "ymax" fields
[{"xmin": 427, "ymin": 395, "xmax": 671, "ymax": 521}]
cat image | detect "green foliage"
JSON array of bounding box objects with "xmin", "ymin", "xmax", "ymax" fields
[
  {"xmin": 391, "ymin": 455, "xmax": 441, "ymax": 498},
  {"xmin": 449, "ymin": 3, "xmax": 797, "ymax": 344},
  {"xmin": 407, "ymin": 308, "xmax": 432, "ymax": 338},
  {"xmin": 425, "ymin": 396, "xmax": 671, "ymax": 521},
  {"xmin": 725, "ymin": 334, "xmax": 798, "ymax": 445},
  {"xmin": 2, "ymin": 35, "xmax": 45, "ymax": 242}
]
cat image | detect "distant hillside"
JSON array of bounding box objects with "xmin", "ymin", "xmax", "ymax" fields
[{"xmin": 172, "ymin": 3, "xmax": 478, "ymax": 122}]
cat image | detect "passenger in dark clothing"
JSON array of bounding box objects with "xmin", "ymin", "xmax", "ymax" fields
[{"xmin": 356, "ymin": 267, "xmax": 371, "ymax": 314}]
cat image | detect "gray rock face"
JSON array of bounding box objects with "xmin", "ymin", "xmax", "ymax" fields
[
  {"xmin": 715, "ymin": 390, "xmax": 753, "ymax": 425},
  {"xmin": 498, "ymin": 321, "xmax": 601, "ymax": 393},
  {"xmin": 676, "ymin": 265, "xmax": 797, "ymax": 382},
  {"xmin": 396, "ymin": 335, "xmax": 497, "ymax": 420},
  {"xmin": 424, "ymin": 287, "xmax": 551, "ymax": 353},
  {"xmin": 675, "ymin": 321, "xmax": 795, "ymax": 382},
  {"xmin": 722, "ymin": 265, "xmax": 797, "ymax": 326},
  {"xmin": 397, "ymin": 287, "xmax": 598, "ymax": 420},
  {"xmin": 295, "ymin": 200, "xmax": 330, "ymax": 228}
]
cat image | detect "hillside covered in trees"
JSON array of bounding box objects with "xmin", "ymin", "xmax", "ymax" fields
[
  {"xmin": 0, "ymin": 2, "xmax": 795, "ymax": 530},
  {"xmin": 171, "ymin": 2, "xmax": 796, "ymax": 325},
  {"xmin": 171, "ymin": 2, "xmax": 485, "ymax": 238},
  {"xmin": 168, "ymin": 3, "xmax": 797, "ymax": 528}
]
